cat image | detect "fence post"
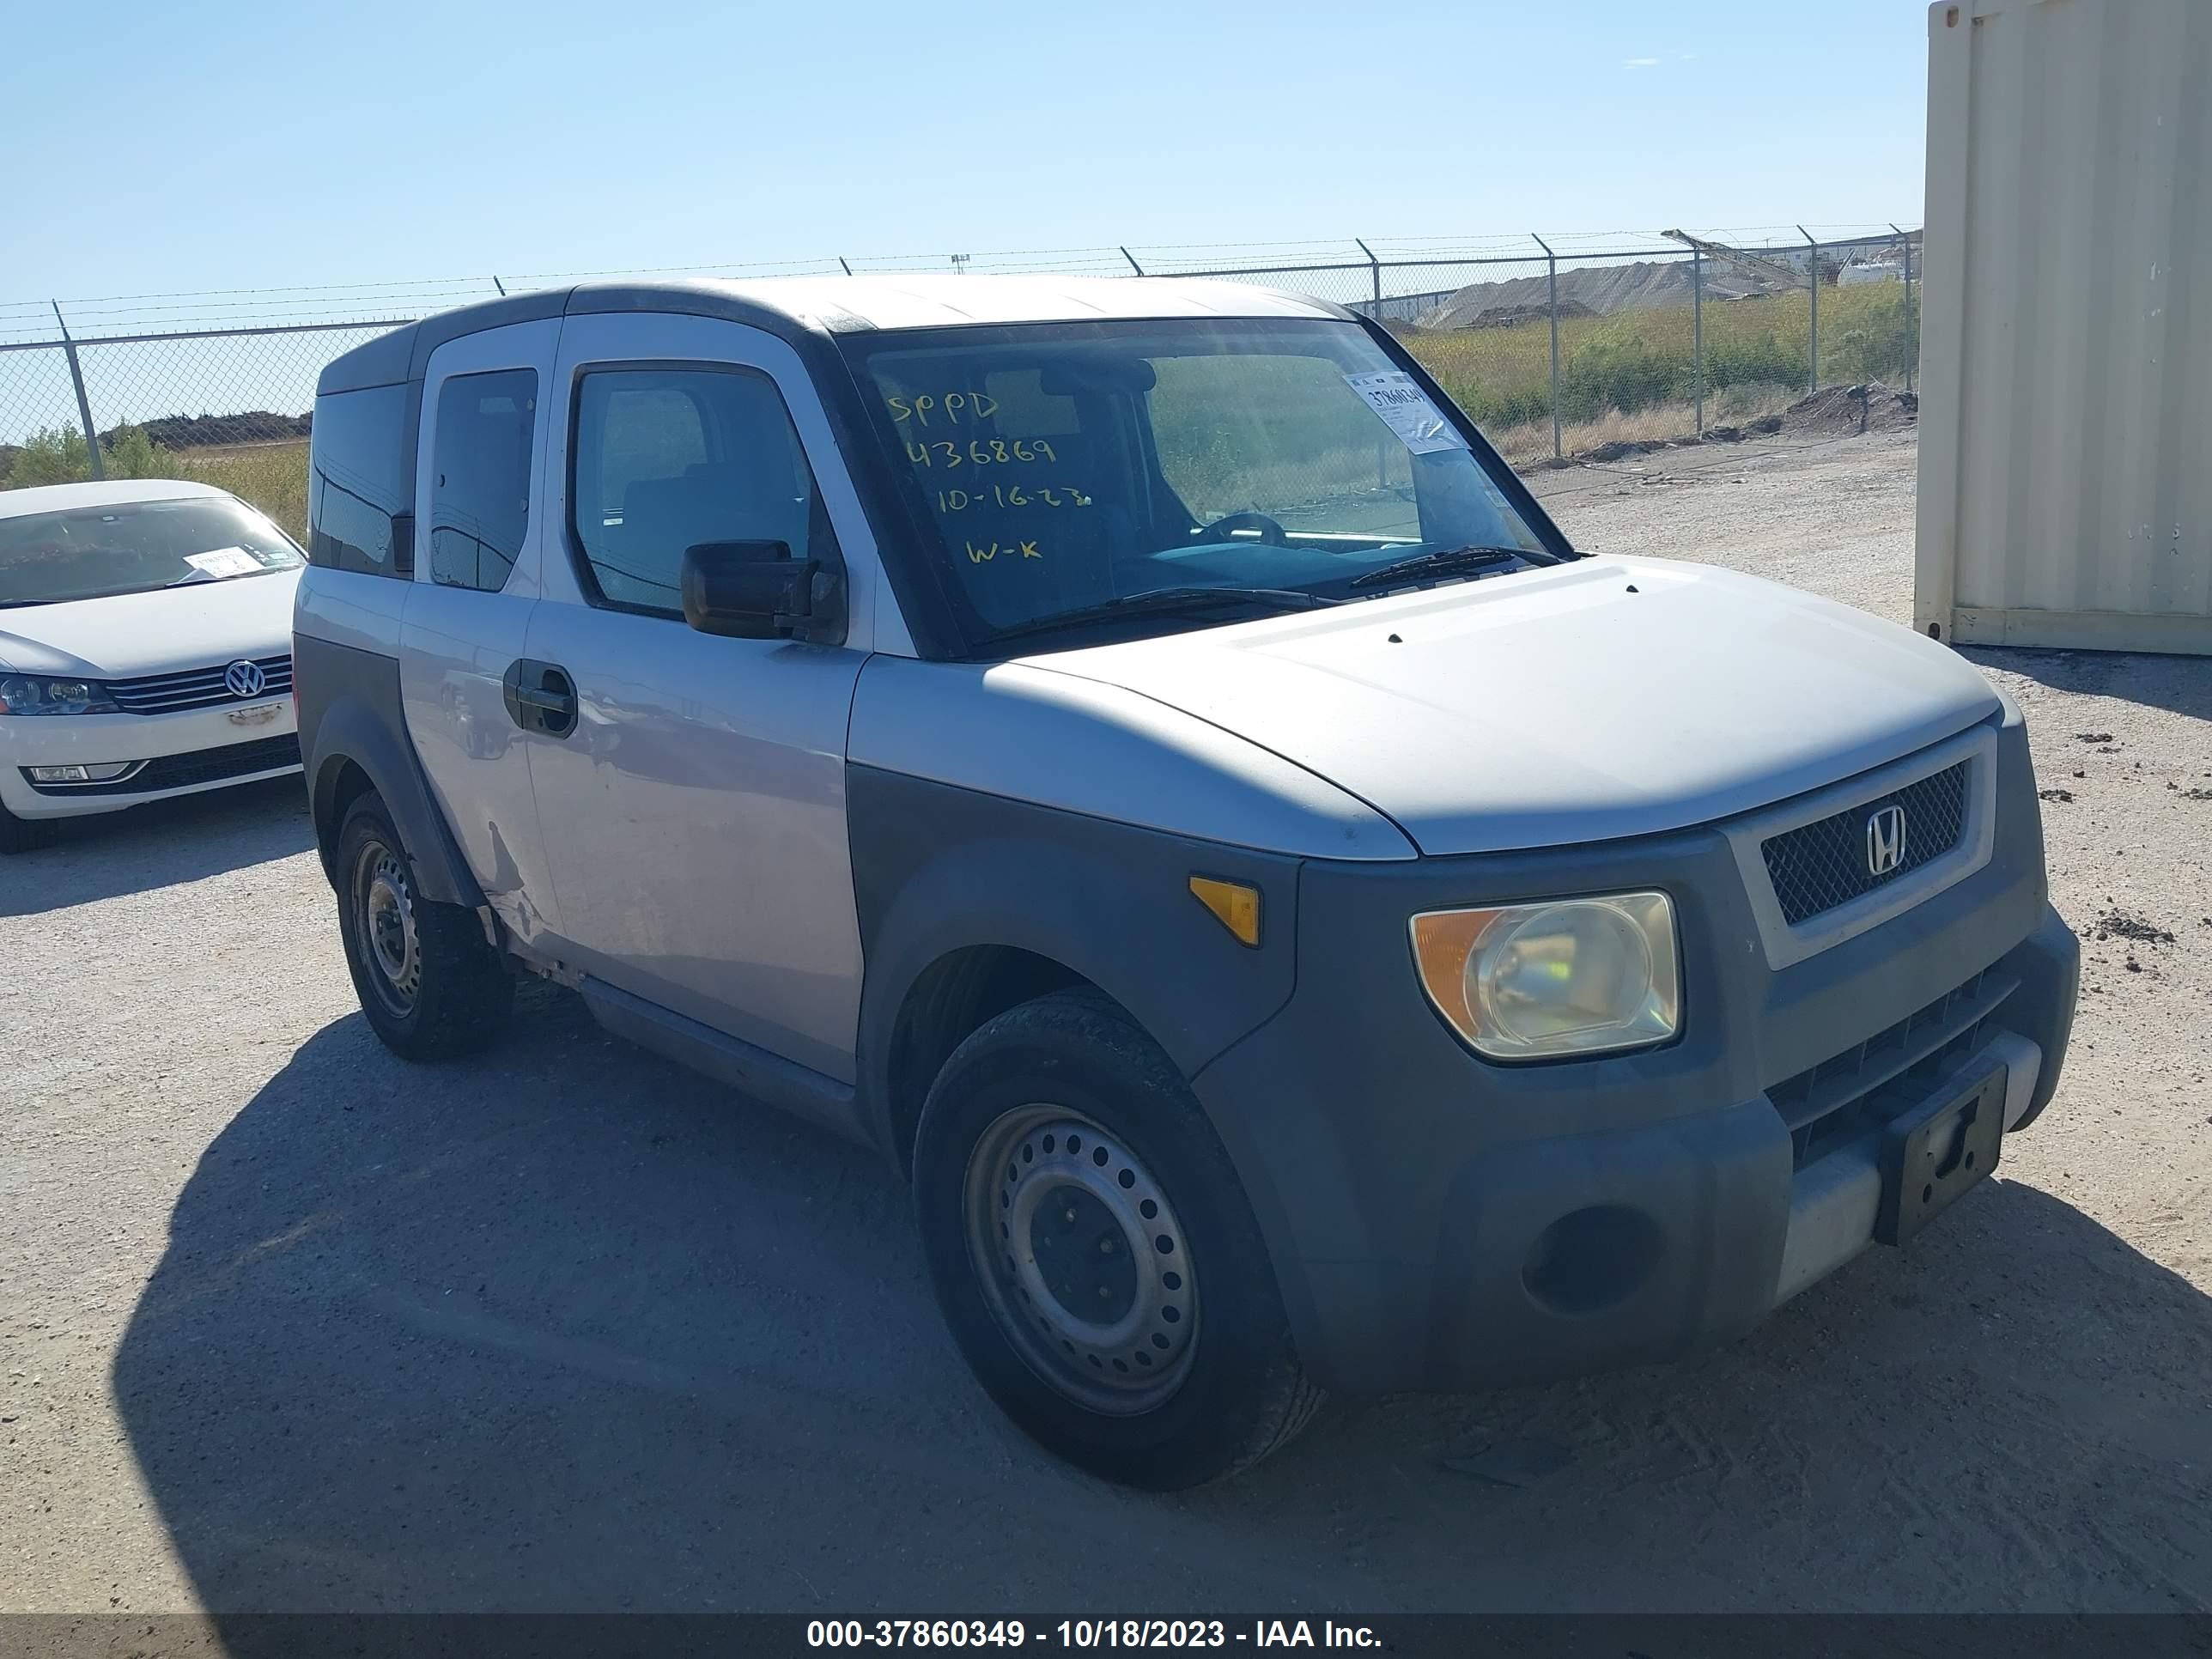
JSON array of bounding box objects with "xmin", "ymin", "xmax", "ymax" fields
[
  {"xmin": 1892, "ymin": 222, "xmax": 1914, "ymax": 393},
  {"xmin": 1354, "ymin": 238, "xmax": 1382, "ymax": 315},
  {"xmin": 1533, "ymin": 234, "xmax": 1560, "ymax": 460},
  {"xmin": 1799, "ymin": 225, "xmax": 1819, "ymax": 392},
  {"xmin": 1692, "ymin": 247, "xmax": 1705, "ymax": 434},
  {"xmin": 52, "ymin": 301, "xmax": 103, "ymax": 482}
]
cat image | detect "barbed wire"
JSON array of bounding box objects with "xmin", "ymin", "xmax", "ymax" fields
[{"xmin": 1, "ymin": 222, "xmax": 1920, "ymax": 340}]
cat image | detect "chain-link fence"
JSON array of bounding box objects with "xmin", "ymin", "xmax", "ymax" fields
[{"xmin": 0, "ymin": 224, "xmax": 1922, "ymax": 535}]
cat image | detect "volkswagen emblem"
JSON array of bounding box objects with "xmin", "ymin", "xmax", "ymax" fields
[
  {"xmin": 1866, "ymin": 804, "xmax": 1907, "ymax": 877},
  {"xmin": 223, "ymin": 659, "xmax": 268, "ymax": 700}
]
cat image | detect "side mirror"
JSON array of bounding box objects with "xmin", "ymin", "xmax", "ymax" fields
[{"xmin": 680, "ymin": 541, "xmax": 823, "ymax": 640}]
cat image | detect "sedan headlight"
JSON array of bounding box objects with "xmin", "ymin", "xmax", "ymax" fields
[
  {"xmin": 0, "ymin": 675, "xmax": 118, "ymax": 715},
  {"xmin": 1411, "ymin": 890, "xmax": 1680, "ymax": 1060}
]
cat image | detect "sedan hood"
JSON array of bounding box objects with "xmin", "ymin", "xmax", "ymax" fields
[
  {"xmin": 0, "ymin": 570, "xmax": 301, "ymax": 679},
  {"xmin": 1022, "ymin": 556, "xmax": 2002, "ymax": 856}
]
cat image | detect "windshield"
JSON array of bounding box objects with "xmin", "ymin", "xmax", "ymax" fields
[
  {"xmin": 846, "ymin": 318, "xmax": 1553, "ymax": 647},
  {"xmin": 0, "ymin": 495, "xmax": 303, "ymax": 608}
]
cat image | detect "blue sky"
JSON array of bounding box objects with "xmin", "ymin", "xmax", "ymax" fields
[{"xmin": 4, "ymin": 0, "xmax": 1932, "ymax": 301}]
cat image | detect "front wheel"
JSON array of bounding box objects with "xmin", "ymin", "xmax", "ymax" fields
[
  {"xmin": 913, "ymin": 991, "xmax": 1322, "ymax": 1489},
  {"xmin": 334, "ymin": 792, "xmax": 512, "ymax": 1060},
  {"xmin": 0, "ymin": 801, "xmax": 52, "ymax": 855}
]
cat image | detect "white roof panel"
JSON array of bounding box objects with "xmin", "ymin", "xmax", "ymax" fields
[{"xmin": 576, "ymin": 274, "xmax": 1346, "ymax": 333}]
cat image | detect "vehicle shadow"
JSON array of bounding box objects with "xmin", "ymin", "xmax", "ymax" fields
[
  {"xmin": 0, "ymin": 776, "xmax": 312, "ymax": 917},
  {"xmin": 1961, "ymin": 643, "xmax": 2212, "ymax": 725},
  {"xmin": 114, "ymin": 990, "xmax": 2212, "ymax": 1621}
]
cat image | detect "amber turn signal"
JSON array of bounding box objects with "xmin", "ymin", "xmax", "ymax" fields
[{"xmin": 1188, "ymin": 876, "xmax": 1261, "ymax": 947}]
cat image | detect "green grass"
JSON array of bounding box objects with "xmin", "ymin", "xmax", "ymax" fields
[
  {"xmin": 1398, "ymin": 283, "xmax": 1918, "ymax": 429},
  {"xmin": 3, "ymin": 424, "xmax": 178, "ymax": 489},
  {"xmin": 171, "ymin": 441, "xmax": 310, "ymax": 541},
  {"xmin": 1, "ymin": 428, "xmax": 310, "ymax": 543}
]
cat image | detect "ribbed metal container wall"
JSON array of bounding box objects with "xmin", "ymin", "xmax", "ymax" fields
[{"xmin": 1914, "ymin": 0, "xmax": 2212, "ymax": 654}]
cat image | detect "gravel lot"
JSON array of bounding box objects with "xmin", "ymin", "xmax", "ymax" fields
[{"xmin": 3, "ymin": 428, "xmax": 2208, "ymax": 1617}]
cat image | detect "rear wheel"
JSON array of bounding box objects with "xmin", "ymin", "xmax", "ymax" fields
[
  {"xmin": 913, "ymin": 990, "xmax": 1322, "ymax": 1489},
  {"xmin": 334, "ymin": 792, "xmax": 512, "ymax": 1060}
]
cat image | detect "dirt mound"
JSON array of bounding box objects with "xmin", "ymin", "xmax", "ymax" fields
[
  {"xmin": 1781, "ymin": 383, "xmax": 1917, "ymax": 436},
  {"xmin": 1700, "ymin": 415, "xmax": 1784, "ymax": 443},
  {"xmin": 1422, "ymin": 258, "xmax": 1768, "ymax": 330},
  {"xmin": 2094, "ymin": 909, "xmax": 2177, "ymax": 945},
  {"xmin": 1456, "ymin": 298, "xmax": 1600, "ymax": 331},
  {"xmin": 106, "ymin": 410, "xmax": 312, "ymax": 449}
]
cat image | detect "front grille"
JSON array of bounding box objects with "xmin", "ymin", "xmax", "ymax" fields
[
  {"xmin": 22, "ymin": 733, "xmax": 299, "ymax": 797},
  {"xmin": 107, "ymin": 654, "xmax": 293, "ymax": 714},
  {"xmin": 1769, "ymin": 964, "xmax": 2017, "ymax": 1168},
  {"xmin": 1761, "ymin": 761, "xmax": 1970, "ymax": 926}
]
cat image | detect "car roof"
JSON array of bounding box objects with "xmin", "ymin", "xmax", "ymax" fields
[
  {"xmin": 319, "ymin": 275, "xmax": 1353, "ymax": 394},
  {"xmin": 0, "ymin": 478, "xmax": 234, "ymax": 520},
  {"xmin": 655, "ymin": 274, "xmax": 1347, "ymax": 331}
]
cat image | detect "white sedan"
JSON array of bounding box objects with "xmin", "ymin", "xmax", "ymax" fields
[{"xmin": 0, "ymin": 479, "xmax": 304, "ymax": 854}]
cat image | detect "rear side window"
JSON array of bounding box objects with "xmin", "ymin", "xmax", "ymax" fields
[
  {"xmin": 307, "ymin": 384, "xmax": 411, "ymax": 576},
  {"xmin": 569, "ymin": 367, "xmax": 832, "ymax": 615},
  {"xmin": 428, "ymin": 369, "xmax": 538, "ymax": 592}
]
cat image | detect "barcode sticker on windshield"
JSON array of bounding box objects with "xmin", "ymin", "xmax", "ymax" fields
[
  {"xmin": 1344, "ymin": 372, "xmax": 1468, "ymax": 455},
  {"xmin": 184, "ymin": 547, "xmax": 262, "ymax": 578}
]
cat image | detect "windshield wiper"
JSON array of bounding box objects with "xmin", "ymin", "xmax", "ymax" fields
[
  {"xmin": 1345, "ymin": 544, "xmax": 1528, "ymax": 589},
  {"xmin": 981, "ymin": 585, "xmax": 1340, "ymax": 647},
  {"xmin": 167, "ymin": 566, "xmax": 283, "ymax": 587}
]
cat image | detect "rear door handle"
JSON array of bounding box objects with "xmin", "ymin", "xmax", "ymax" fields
[{"xmin": 502, "ymin": 659, "xmax": 577, "ymax": 738}]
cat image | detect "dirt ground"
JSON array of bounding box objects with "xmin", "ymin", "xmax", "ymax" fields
[{"xmin": 2, "ymin": 428, "xmax": 2208, "ymax": 1618}]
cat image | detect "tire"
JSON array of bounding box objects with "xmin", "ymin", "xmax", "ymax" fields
[
  {"xmin": 333, "ymin": 791, "xmax": 512, "ymax": 1060},
  {"xmin": 0, "ymin": 802, "xmax": 50, "ymax": 855},
  {"xmin": 913, "ymin": 990, "xmax": 1322, "ymax": 1489}
]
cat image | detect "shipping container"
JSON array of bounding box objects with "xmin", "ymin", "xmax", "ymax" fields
[{"xmin": 1913, "ymin": 0, "xmax": 2212, "ymax": 654}]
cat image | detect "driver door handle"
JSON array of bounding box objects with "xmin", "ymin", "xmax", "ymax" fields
[{"xmin": 502, "ymin": 659, "xmax": 577, "ymax": 738}]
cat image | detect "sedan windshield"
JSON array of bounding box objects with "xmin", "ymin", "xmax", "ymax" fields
[
  {"xmin": 0, "ymin": 496, "xmax": 303, "ymax": 607},
  {"xmin": 845, "ymin": 318, "xmax": 1553, "ymax": 648}
]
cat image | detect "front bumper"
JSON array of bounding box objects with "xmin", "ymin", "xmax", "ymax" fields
[
  {"xmin": 1189, "ymin": 719, "xmax": 2077, "ymax": 1395},
  {"xmin": 0, "ymin": 700, "xmax": 299, "ymax": 820}
]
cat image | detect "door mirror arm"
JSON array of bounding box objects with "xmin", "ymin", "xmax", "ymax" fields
[{"xmin": 804, "ymin": 562, "xmax": 848, "ymax": 643}]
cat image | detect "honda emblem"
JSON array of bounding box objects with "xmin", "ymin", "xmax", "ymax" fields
[{"xmin": 1866, "ymin": 804, "xmax": 1907, "ymax": 877}]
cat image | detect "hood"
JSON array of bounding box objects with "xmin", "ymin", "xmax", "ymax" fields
[
  {"xmin": 1020, "ymin": 556, "xmax": 2002, "ymax": 857},
  {"xmin": 0, "ymin": 569, "xmax": 301, "ymax": 679}
]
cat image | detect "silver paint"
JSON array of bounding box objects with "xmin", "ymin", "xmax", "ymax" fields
[
  {"xmin": 1019, "ymin": 555, "xmax": 2005, "ymax": 858},
  {"xmin": 521, "ymin": 312, "xmax": 874, "ymax": 1082},
  {"xmin": 846, "ymin": 656, "xmax": 1419, "ymax": 862},
  {"xmin": 397, "ymin": 318, "xmax": 568, "ymax": 948}
]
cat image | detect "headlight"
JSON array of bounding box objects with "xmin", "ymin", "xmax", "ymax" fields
[
  {"xmin": 0, "ymin": 675, "xmax": 118, "ymax": 715},
  {"xmin": 1411, "ymin": 890, "xmax": 1680, "ymax": 1060}
]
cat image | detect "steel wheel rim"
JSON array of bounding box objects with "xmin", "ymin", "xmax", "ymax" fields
[
  {"xmin": 355, "ymin": 840, "xmax": 421, "ymax": 1015},
  {"xmin": 963, "ymin": 1104, "xmax": 1199, "ymax": 1415}
]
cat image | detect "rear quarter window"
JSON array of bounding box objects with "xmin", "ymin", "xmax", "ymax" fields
[{"xmin": 308, "ymin": 383, "xmax": 414, "ymax": 576}]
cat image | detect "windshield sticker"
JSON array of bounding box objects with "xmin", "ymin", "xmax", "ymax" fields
[
  {"xmin": 1343, "ymin": 372, "xmax": 1469, "ymax": 455},
  {"xmin": 183, "ymin": 547, "xmax": 264, "ymax": 578}
]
